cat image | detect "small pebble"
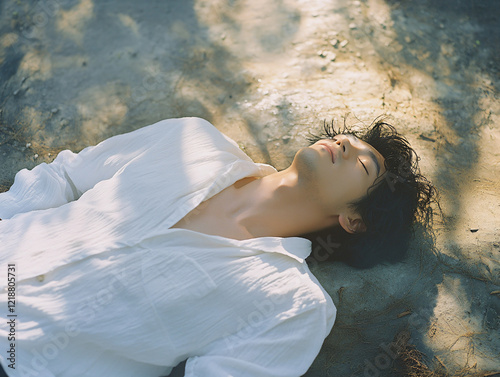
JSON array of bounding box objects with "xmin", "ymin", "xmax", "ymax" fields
[
  {"xmin": 26, "ymin": 142, "xmax": 31, "ymax": 148},
  {"xmin": 318, "ymin": 51, "xmax": 327, "ymax": 58},
  {"xmin": 51, "ymin": 108, "xmax": 59, "ymax": 114},
  {"xmin": 13, "ymin": 89, "xmax": 19, "ymax": 96},
  {"xmin": 404, "ymin": 36, "xmax": 412, "ymax": 43},
  {"xmin": 349, "ymin": 23, "xmax": 357, "ymax": 29},
  {"xmin": 330, "ymin": 39, "xmax": 339, "ymax": 47},
  {"xmin": 33, "ymin": 154, "xmax": 38, "ymax": 159},
  {"xmin": 340, "ymin": 40, "xmax": 349, "ymax": 48},
  {"xmin": 470, "ymin": 228, "xmax": 479, "ymax": 233},
  {"xmin": 329, "ymin": 52, "xmax": 337, "ymax": 61}
]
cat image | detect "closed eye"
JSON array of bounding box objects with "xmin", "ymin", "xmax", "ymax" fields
[{"xmin": 359, "ymin": 158, "xmax": 369, "ymax": 175}]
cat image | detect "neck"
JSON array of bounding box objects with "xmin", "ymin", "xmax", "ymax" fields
[{"xmin": 229, "ymin": 168, "xmax": 339, "ymax": 238}]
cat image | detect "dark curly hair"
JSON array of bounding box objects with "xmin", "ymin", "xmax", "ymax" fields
[{"xmin": 301, "ymin": 117, "xmax": 439, "ymax": 269}]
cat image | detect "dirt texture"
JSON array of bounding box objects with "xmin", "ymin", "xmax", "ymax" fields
[{"xmin": 0, "ymin": 0, "xmax": 499, "ymax": 376}]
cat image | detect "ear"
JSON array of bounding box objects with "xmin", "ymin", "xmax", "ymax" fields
[{"xmin": 338, "ymin": 213, "xmax": 367, "ymax": 234}]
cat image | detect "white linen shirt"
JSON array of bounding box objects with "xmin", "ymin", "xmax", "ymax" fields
[{"xmin": 0, "ymin": 117, "xmax": 336, "ymax": 377}]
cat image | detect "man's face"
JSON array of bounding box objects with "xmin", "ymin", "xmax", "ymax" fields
[{"xmin": 292, "ymin": 134, "xmax": 386, "ymax": 215}]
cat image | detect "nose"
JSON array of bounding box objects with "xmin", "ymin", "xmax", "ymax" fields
[{"xmin": 337, "ymin": 137, "xmax": 352, "ymax": 159}]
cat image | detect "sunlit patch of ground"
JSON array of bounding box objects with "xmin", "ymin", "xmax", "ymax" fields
[
  {"xmin": 0, "ymin": 0, "xmax": 498, "ymax": 375},
  {"xmin": 56, "ymin": 0, "xmax": 94, "ymax": 46}
]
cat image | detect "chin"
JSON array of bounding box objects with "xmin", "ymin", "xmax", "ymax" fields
[{"xmin": 292, "ymin": 147, "xmax": 322, "ymax": 184}]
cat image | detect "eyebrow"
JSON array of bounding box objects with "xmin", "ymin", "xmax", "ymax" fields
[{"xmin": 367, "ymin": 149, "xmax": 381, "ymax": 177}]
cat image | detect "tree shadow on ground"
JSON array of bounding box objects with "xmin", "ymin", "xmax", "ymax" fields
[
  {"xmin": 360, "ymin": 0, "xmax": 500, "ymax": 374},
  {"xmin": 0, "ymin": 0, "xmax": 302, "ymax": 186},
  {"xmin": 0, "ymin": 0, "xmax": 302, "ymax": 375}
]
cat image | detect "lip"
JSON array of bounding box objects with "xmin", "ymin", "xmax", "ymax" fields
[{"xmin": 318, "ymin": 142, "xmax": 335, "ymax": 163}]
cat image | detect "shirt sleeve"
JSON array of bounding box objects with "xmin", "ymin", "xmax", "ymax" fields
[
  {"xmin": 184, "ymin": 304, "xmax": 333, "ymax": 377},
  {"xmin": 0, "ymin": 119, "xmax": 181, "ymax": 219}
]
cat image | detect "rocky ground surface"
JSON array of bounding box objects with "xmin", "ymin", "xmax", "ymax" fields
[{"xmin": 0, "ymin": 0, "xmax": 499, "ymax": 376}]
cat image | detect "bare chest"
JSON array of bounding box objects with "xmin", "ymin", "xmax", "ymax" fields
[{"xmin": 170, "ymin": 177, "xmax": 258, "ymax": 240}]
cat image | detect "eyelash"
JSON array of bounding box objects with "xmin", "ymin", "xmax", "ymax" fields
[{"xmin": 359, "ymin": 158, "xmax": 368, "ymax": 174}]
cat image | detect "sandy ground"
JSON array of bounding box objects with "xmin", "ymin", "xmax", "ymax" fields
[{"xmin": 1, "ymin": 0, "xmax": 499, "ymax": 376}]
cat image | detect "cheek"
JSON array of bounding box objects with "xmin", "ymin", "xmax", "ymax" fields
[
  {"xmin": 337, "ymin": 167, "xmax": 368, "ymax": 201},
  {"xmin": 313, "ymin": 158, "xmax": 369, "ymax": 206}
]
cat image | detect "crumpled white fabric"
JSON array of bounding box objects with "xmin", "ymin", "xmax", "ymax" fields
[{"xmin": 0, "ymin": 117, "xmax": 336, "ymax": 377}]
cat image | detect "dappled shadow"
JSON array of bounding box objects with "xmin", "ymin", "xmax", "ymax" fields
[
  {"xmin": 303, "ymin": 223, "xmax": 443, "ymax": 376},
  {"xmin": 357, "ymin": 0, "xmax": 500, "ymax": 373},
  {"xmin": 380, "ymin": 0, "xmax": 496, "ymax": 220},
  {"xmin": 1, "ymin": 0, "xmax": 498, "ymax": 375},
  {"xmin": 0, "ymin": 0, "xmax": 302, "ymax": 186},
  {"xmin": 0, "ymin": 0, "xmax": 303, "ymax": 375}
]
